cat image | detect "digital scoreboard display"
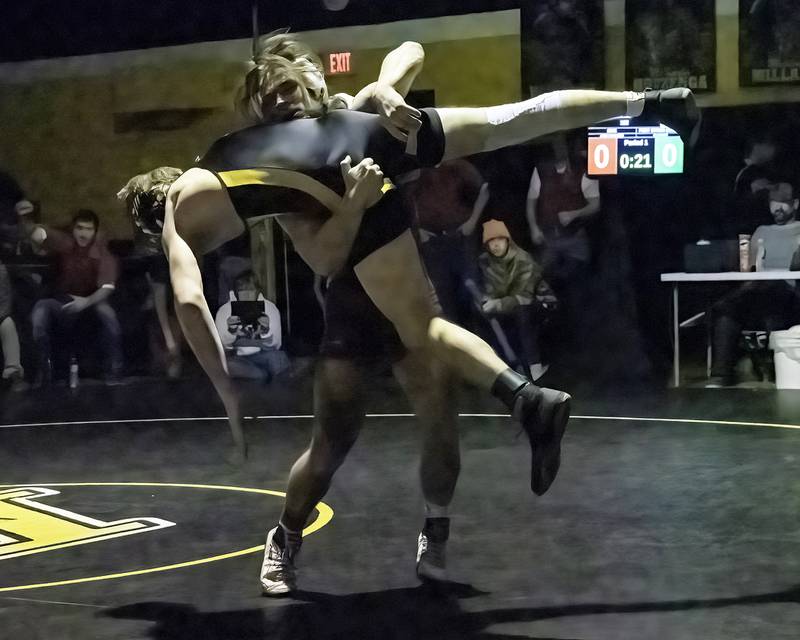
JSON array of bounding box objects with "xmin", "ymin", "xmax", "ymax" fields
[{"xmin": 587, "ymin": 119, "xmax": 684, "ymax": 176}]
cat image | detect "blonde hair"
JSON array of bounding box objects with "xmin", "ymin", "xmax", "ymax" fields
[
  {"xmin": 117, "ymin": 166, "xmax": 183, "ymax": 203},
  {"xmin": 117, "ymin": 166, "xmax": 183, "ymax": 236},
  {"xmin": 236, "ymin": 31, "xmax": 332, "ymax": 124}
]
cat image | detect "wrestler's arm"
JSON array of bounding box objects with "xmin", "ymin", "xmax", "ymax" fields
[
  {"xmin": 435, "ymin": 90, "xmax": 639, "ymax": 161},
  {"xmin": 161, "ymin": 184, "xmax": 246, "ymax": 460},
  {"xmin": 350, "ymin": 41, "xmax": 425, "ymax": 108},
  {"xmin": 348, "ymin": 41, "xmax": 425, "ymax": 140},
  {"xmin": 277, "ymin": 156, "xmax": 385, "ymax": 277}
]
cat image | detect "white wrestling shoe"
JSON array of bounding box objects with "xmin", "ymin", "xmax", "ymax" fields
[
  {"xmin": 260, "ymin": 526, "xmax": 300, "ymax": 596},
  {"xmin": 416, "ymin": 531, "xmax": 447, "ymax": 582}
]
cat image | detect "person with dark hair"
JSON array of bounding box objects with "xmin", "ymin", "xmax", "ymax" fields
[
  {"xmin": 18, "ymin": 207, "xmax": 122, "ymax": 385},
  {"xmin": 707, "ymin": 181, "xmax": 800, "ymax": 387}
]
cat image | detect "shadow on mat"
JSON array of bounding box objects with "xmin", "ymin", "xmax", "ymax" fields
[{"xmin": 103, "ymin": 581, "xmax": 800, "ymax": 640}]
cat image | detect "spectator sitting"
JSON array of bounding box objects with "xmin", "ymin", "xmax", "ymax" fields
[
  {"xmin": 214, "ymin": 270, "xmax": 289, "ymax": 381},
  {"xmin": 707, "ymin": 180, "xmax": 800, "ymax": 387},
  {"xmin": 478, "ymin": 219, "xmax": 551, "ymax": 381},
  {"xmin": 17, "ymin": 206, "xmax": 123, "ymax": 385},
  {"xmin": 0, "ymin": 260, "xmax": 26, "ymax": 391}
]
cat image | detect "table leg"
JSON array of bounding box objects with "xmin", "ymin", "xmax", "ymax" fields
[{"xmin": 673, "ymin": 282, "xmax": 680, "ymax": 387}]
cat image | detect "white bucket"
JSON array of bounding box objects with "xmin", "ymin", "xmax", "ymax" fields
[{"xmin": 769, "ymin": 327, "xmax": 800, "ymax": 390}]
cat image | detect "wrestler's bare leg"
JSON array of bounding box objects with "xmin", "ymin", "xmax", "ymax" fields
[
  {"xmin": 354, "ymin": 230, "xmax": 505, "ymax": 391},
  {"xmin": 437, "ymin": 88, "xmax": 698, "ymax": 160},
  {"xmin": 275, "ymin": 355, "xmax": 456, "ymax": 529},
  {"xmin": 355, "ymin": 230, "xmax": 569, "ymax": 496},
  {"xmin": 437, "ymin": 89, "xmax": 632, "ymax": 160},
  {"xmin": 393, "ymin": 350, "xmax": 459, "ymax": 508},
  {"xmin": 162, "ymin": 168, "xmax": 247, "ymax": 457},
  {"xmin": 394, "ymin": 349, "xmax": 458, "ymax": 580},
  {"xmin": 279, "ymin": 358, "xmax": 366, "ymax": 532}
]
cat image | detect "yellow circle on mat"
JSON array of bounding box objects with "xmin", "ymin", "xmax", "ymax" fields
[{"xmin": 0, "ymin": 482, "xmax": 334, "ymax": 593}]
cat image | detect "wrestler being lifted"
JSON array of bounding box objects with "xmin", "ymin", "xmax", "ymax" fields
[{"xmin": 130, "ymin": 33, "xmax": 698, "ymax": 501}]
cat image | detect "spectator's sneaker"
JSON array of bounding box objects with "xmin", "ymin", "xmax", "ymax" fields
[
  {"xmin": 416, "ymin": 531, "xmax": 447, "ymax": 582},
  {"xmin": 260, "ymin": 527, "xmax": 299, "ymax": 596},
  {"xmin": 513, "ymin": 384, "xmax": 571, "ymax": 496},
  {"xmin": 705, "ymin": 376, "xmax": 736, "ymax": 388},
  {"xmin": 641, "ymin": 88, "xmax": 701, "ymax": 145}
]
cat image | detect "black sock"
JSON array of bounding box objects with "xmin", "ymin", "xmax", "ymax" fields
[
  {"xmin": 491, "ymin": 368, "xmax": 531, "ymax": 410},
  {"xmin": 423, "ymin": 517, "xmax": 450, "ymax": 543},
  {"xmin": 273, "ymin": 523, "xmax": 286, "ymax": 548}
]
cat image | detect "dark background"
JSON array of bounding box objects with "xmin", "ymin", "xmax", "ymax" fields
[{"xmin": 1, "ymin": 1, "xmax": 528, "ymax": 62}]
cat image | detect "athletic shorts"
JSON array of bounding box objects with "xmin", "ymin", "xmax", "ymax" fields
[{"xmin": 199, "ymin": 108, "xmax": 445, "ymax": 269}]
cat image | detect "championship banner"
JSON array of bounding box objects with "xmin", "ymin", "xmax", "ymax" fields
[
  {"xmin": 625, "ymin": 0, "xmax": 716, "ymax": 92},
  {"xmin": 740, "ymin": 0, "xmax": 800, "ymax": 85},
  {"xmin": 520, "ymin": 0, "xmax": 605, "ymax": 98}
]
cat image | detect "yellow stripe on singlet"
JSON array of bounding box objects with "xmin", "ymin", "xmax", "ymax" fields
[{"xmin": 217, "ymin": 167, "xmax": 394, "ymax": 215}]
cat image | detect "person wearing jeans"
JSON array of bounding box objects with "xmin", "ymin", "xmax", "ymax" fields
[{"xmin": 18, "ymin": 206, "xmax": 122, "ymax": 384}]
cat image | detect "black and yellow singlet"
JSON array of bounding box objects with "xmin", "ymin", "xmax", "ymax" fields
[{"xmin": 196, "ymin": 108, "xmax": 445, "ymax": 267}]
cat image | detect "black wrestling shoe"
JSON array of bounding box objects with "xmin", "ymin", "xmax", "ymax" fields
[
  {"xmin": 416, "ymin": 531, "xmax": 447, "ymax": 582},
  {"xmin": 513, "ymin": 384, "xmax": 571, "ymax": 496},
  {"xmin": 641, "ymin": 88, "xmax": 701, "ymax": 146}
]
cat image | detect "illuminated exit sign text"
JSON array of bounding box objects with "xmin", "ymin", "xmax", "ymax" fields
[{"xmin": 328, "ymin": 52, "xmax": 352, "ymax": 75}]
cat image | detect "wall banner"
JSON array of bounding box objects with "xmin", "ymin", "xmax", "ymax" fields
[
  {"xmin": 740, "ymin": 0, "xmax": 800, "ymax": 86},
  {"xmin": 521, "ymin": 0, "xmax": 605, "ymax": 98},
  {"xmin": 626, "ymin": 0, "xmax": 716, "ymax": 92}
]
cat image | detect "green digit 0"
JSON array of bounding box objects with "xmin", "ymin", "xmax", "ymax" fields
[{"xmin": 655, "ymin": 136, "xmax": 684, "ymax": 174}]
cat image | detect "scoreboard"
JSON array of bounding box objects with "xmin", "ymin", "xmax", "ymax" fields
[{"xmin": 587, "ymin": 119, "xmax": 684, "ymax": 176}]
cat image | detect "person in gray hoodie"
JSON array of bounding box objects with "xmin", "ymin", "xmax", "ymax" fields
[{"xmin": 479, "ymin": 219, "xmax": 551, "ymax": 381}]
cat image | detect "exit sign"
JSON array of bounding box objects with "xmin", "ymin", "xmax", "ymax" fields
[{"xmin": 328, "ymin": 51, "xmax": 352, "ymax": 75}]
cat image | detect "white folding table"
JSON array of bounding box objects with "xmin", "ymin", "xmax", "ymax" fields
[{"xmin": 660, "ymin": 271, "xmax": 800, "ymax": 386}]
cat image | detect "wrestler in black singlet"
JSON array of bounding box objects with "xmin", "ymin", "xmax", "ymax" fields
[{"xmin": 196, "ymin": 108, "xmax": 446, "ymax": 360}]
